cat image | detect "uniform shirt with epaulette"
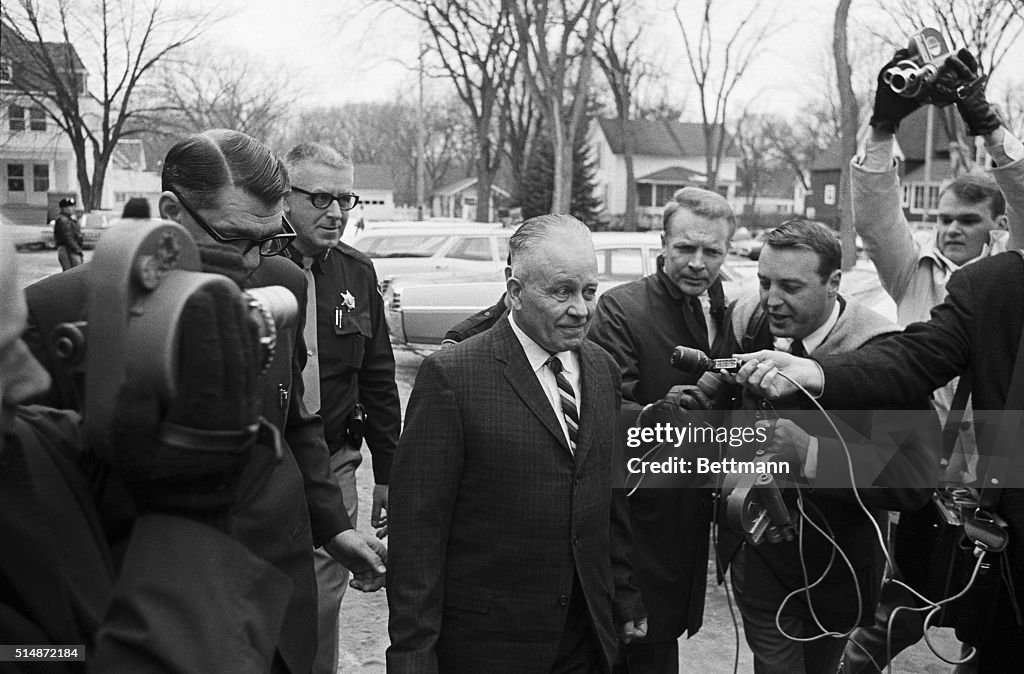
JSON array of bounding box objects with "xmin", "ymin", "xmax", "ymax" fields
[{"xmin": 283, "ymin": 242, "xmax": 401, "ymax": 485}]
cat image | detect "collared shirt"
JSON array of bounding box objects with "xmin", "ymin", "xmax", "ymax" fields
[
  {"xmin": 770, "ymin": 301, "xmax": 840, "ymax": 479},
  {"xmin": 508, "ymin": 312, "xmax": 581, "ymax": 449},
  {"xmin": 772, "ymin": 301, "xmax": 841, "ymax": 356}
]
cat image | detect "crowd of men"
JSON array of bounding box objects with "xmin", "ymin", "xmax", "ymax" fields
[{"xmin": 1, "ymin": 45, "xmax": 1022, "ymax": 674}]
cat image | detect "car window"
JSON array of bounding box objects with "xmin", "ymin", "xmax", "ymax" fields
[
  {"xmin": 495, "ymin": 236, "xmax": 509, "ymax": 263},
  {"xmin": 447, "ymin": 237, "xmax": 493, "ymax": 261},
  {"xmin": 358, "ymin": 235, "xmax": 448, "ymax": 258},
  {"xmin": 596, "ymin": 247, "xmax": 645, "ymax": 281}
]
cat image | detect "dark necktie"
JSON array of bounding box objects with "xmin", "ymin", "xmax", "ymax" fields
[
  {"xmin": 546, "ymin": 355, "xmax": 579, "ymax": 453},
  {"xmin": 790, "ymin": 339, "xmax": 807, "ymax": 357},
  {"xmin": 689, "ymin": 295, "xmax": 708, "ymax": 343}
]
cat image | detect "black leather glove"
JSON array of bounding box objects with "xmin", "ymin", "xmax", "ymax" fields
[
  {"xmin": 663, "ymin": 384, "xmax": 715, "ymax": 411},
  {"xmin": 112, "ymin": 281, "xmax": 266, "ymax": 525},
  {"xmin": 946, "ymin": 49, "xmax": 1001, "ymax": 136},
  {"xmin": 870, "ymin": 50, "xmax": 922, "ymax": 134}
]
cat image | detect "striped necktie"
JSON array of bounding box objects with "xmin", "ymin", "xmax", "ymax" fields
[{"xmin": 546, "ymin": 355, "xmax": 579, "ymax": 453}]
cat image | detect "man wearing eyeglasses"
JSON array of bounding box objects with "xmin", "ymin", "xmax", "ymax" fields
[
  {"xmin": 22, "ymin": 130, "xmax": 387, "ymax": 674},
  {"xmin": 280, "ymin": 142, "xmax": 401, "ymax": 674}
]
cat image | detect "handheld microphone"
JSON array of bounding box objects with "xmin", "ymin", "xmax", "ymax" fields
[{"xmin": 670, "ymin": 346, "xmax": 742, "ymax": 373}]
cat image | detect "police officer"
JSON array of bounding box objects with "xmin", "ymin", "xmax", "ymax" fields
[
  {"xmin": 282, "ymin": 142, "xmax": 402, "ymax": 674},
  {"xmin": 53, "ymin": 196, "xmax": 83, "ymax": 270}
]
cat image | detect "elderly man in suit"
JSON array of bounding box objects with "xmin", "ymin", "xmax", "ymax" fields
[{"xmin": 387, "ymin": 214, "xmax": 647, "ymax": 673}]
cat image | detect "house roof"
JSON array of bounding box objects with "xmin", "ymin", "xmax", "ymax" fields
[
  {"xmin": 596, "ymin": 117, "xmax": 739, "ymax": 158},
  {"xmin": 904, "ymin": 157, "xmax": 954, "ymax": 182},
  {"xmin": 433, "ymin": 176, "xmax": 511, "ymax": 198},
  {"xmin": 637, "ymin": 165, "xmax": 707, "ymax": 183},
  {"xmin": 1, "ymin": 21, "xmax": 87, "ymax": 94},
  {"xmin": 354, "ymin": 163, "xmax": 395, "ymax": 191}
]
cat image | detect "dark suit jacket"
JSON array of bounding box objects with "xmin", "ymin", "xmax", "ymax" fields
[
  {"xmin": 23, "ymin": 255, "xmax": 352, "ymax": 674},
  {"xmin": 816, "ymin": 252, "xmax": 1024, "ymax": 622},
  {"xmin": 387, "ymin": 316, "xmax": 645, "ymax": 674},
  {"xmin": 586, "ymin": 270, "xmax": 729, "ymax": 641}
]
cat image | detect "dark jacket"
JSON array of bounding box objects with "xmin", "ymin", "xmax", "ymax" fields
[
  {"xmin": 587, "ymin": 268, "xmax": 729, "ymax": 641},
  {"xmin": 54, "ymin": 213, "xmax": 83, "ymax": 254},
  {"xmin": 23, "ymin": 255, "xmax": 349, "ymax": 674},
  {"xmin": 723, "ymin": 294, "xmax": 939, "ymax": 631},
  {"xmin": 1, "ymin": 405, "xmax": 292, "ymax": 672},
  {"xmin": 387, "ymin": 316, "xmax": 644, "ymax": 673},
  {"xmin": 282, "ymin": 243, "xmax": 400, "ymax": 480}
]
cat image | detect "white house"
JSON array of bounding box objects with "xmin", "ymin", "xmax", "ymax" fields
[
  {"xmin": 590, "ymin": 117, "xmax": 740, "ymax": 230},
  {"xmin": 1, "ymin": 21, "xmax": 86, "ymax": 224},
  {"xmin": 354, "ymin": 163, "xmax": 396, "ymax": 221},
  {"xmin": 431, "ymin": 176, "xmax": 511, "ymax": 223},
  {"xmin": 103, "ymin": 138, "xmax": 161, "ymax": 214}
]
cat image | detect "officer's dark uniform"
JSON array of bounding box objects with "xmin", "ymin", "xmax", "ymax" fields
[
  {"xmin": 54, "ymin": 211, "xmax": 84, "ymax": 271},
  {"xmin": 284, "ymin": 242, "xmax": 400, "ymax": 475},
  {"xmin": 441, "ymin": 294, "xmax": 508, "ymax": 347}
]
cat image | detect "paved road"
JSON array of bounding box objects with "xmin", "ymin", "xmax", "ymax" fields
[{"xmin": 9, "ymin": 243, "xmax": 961, "ymax": 673}]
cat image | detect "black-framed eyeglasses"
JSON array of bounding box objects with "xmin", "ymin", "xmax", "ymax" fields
[
  {"xmin": 170, "ymin": 188, "xmax": 296, "ymax": 257},
  {"xmin": 291, "ymin": 186, "xmax": 360, "ymax": 211}
]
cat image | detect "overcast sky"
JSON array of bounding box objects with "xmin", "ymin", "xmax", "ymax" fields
[{"xmin": 177, "ymin": 0, "xmax": 1024, "ymax": 119}]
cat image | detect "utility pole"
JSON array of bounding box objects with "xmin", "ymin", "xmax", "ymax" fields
[{"xmin": 416, "ymin": 40, "xmax": 427, "ymax": 221}]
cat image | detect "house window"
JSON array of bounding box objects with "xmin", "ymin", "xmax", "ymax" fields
[
  {"xmin": 909, "ymin": 183, "xmax": 940, "ymax": 214},
  {"xmin": 7, "ymin": 164, "xmax": 25, "ymax": 192},
  {"xmin": 655, "ymin": 184, "xmax": 683, "ymax": 207},
  {"xmin": 823, "ymin": 184, "xmax": 836, "ymax": 205},
  {"xmin": 30, "ymin": 108, "xmax": 46, "ymax": 131},
  {"xmin": 637, "ymin": 183, "xmax": 653, "ymax": 207},
  {"xmin": 8, "ymin": 105, "xmax": 25, "ymax": 131},
  {"xmin": 32, "ymin": 164, "xmax": 49, "ymax": 192},
  {"xmin": 0, "ymin": 57, "xmax": 12, "ymax": 84}
]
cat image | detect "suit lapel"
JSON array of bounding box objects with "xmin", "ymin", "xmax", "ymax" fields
[
  {"xmin": 492, "ymin": 318, "xmax": 572, "ymax": 453},
  {"xmin": 573, "ymin": 343, "xmax": 603, "ymax": 470}
]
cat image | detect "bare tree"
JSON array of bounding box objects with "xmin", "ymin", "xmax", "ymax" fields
[
  {"xmin": 147, "ymin": 49, "xmax": 298, "ymax": 147},
  {"xmin": 594, "ymin": 0, "xmax": 652, "ymax": 230},
  {"xmin": 672, "ymin": 0, "xmax": 776, "ymax": 191},
  {"xmin": 387, "ymin": 1, "xmax": 519, "ymax": 222},
  {"xmin": 1, "ymin": 0, "xmax": 208, "ymax": 210},
  {"xmin": 874, "ymin": 0, "xmax": 1024, "ymax": 172},
  {"xmin": 732, "ymin": 111, "xmax": 775, "ymax": 214},
  {"xmin": 834, "ymin": 0, "xmax": 858, "ymax": 270},
  {"xmin": 510, "ymin": 0, "xmax": 606, "ymax": 215},
  {"xmin": 503, "ymin": 67, "xmax": 542, "ymax": 204}
]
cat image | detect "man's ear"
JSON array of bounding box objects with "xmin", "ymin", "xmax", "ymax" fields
[
  {"xmin": 159, "ymin": 191, "xmax": 184, "ymax": 224},
  {"xmin": 506, "ymin": 275, "xmax": 525, "ymax": 311},
  {"xmin": 827, "ymin": 269, "xmax": 842, "ymax": 296},
  {"xmin": 995, "ymin": 213, "xmax": 1009, "ymax": 231}
]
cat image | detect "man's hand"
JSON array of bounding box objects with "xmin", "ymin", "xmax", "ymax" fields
[
  {"xmin": 942, "ymin": 49, "xmax": 1002, "ymax": 137},
  {"xmin": 324, "ymin": 529, "xmax": 388, "ymax": 592},
  {"xmin": 730, "ymin": 350, "xmax": 824, "ymax": 400},
  {"xmin": 618, "ymin": 617, "xmax": 648, "ymax": 644},
  {"xmin": 759, "ymin": 419, "xmax": 811, "ymax": 473},
  {"xmin": 870, "ymin": 50, "xmax": 923, "ymax": 134},
  {"xmin": 663, "ymin": 384, "xmax": 713, "ymax": 411},
  {"xmin": 371, "ymin": 484, "xmax": 389, "ymax": 539}
]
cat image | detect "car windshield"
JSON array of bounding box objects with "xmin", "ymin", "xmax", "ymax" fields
[{"xmin": 358, "ymin": 235, "xmax": 448, "ymax": 258}]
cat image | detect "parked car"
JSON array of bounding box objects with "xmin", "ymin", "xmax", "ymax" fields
[
  {"xmin": 36, "ymin": 210, "xmax": 120, "ymax": 250},
  {"xmin": 351, "ymin": 224, "xmax": 513, "ymax": 291},
  {"xmin": 384, "ymin": 232, "xmax": 761, "ymax": 345}
]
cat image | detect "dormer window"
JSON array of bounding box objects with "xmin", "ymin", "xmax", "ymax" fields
[{"xmin": 0, "ymin": 58, "xmax": 12, "ymax": 84}]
